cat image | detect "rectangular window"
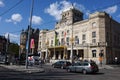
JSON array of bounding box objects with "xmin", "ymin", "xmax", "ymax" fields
[
  {"xmin": 66, "ymin": 37, "xmax": 69, "ymax": 45},
  {"xmin": 82, "ymin": 34, "xmax": 86, "ymax": 40},
  {"xmin": 92, "ymin": 50, "xmax": 96, "ymax": 57},
  {"xmin": 92, "ymin": 39, "xmax": 96, "ymax": 43},
  {"xmin": 67, "ymin": 30, "xmax": 70, "ymax": 34},
  {"xmin": 62, "ymin": 31, "xmax": 64, "ymax": 36},
  {"xmin": 75, "ymin": 36, "xmax": 79, "ymax": 44},
  {"xmin": 92, "ymin": 32, "xmax": 96, "ymax": 38},
  {"xmin": 61, "ymin": 38, "xmax": 64, "ymax": 45}
]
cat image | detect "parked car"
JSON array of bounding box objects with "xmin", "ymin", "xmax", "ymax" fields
[
  {"xmin": 52, "ymin": 61, "xmax": 72, "ymax": 69},
  {"xmin": 67, "ymin": 61, "xmax": 99, "ymax": 74}
]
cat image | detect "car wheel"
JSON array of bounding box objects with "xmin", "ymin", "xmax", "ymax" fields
[
  {"xmin": 61, "ymin": 66, "xmax": 64, "ymax": 69},
  {"xmin": 82, "ymin": 70, "xmax": 87, "ymax": 74},
  {"xmin": 67, "ymin": 68, "xmax": 71, "ymax": 72}
]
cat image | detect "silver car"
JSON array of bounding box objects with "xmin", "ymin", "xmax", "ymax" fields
[{"xmin": 67, "ymin": 61, "xmax": 99, "ymax": 74}]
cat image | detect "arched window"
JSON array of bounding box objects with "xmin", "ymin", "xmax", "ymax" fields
[{"xmin": 92, "ymin": 22, "xmax": 96, "ymax": 27}]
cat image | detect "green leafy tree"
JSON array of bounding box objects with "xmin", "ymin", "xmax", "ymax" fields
[{"xmin": 8, "ymin": 42, "xmax": 19, "ymax": 57}]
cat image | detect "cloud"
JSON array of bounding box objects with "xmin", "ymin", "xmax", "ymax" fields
[
  {"xmin": 74, "ymin": 3, "xmax": 90, "ymax": 16},
  {"xmin": 45, "ymin": 0, "xmax": 89, "ymax": 20},
  {"xmin": 117, "ymin": 14, "xmax": 120, "ymax": 18},
  {"xmin": 103, "ymin": 5, "xmax": 117, "ymax": 14},
  {"xmin": 31, "ymin": 15, "xmax": 42, "ymax": 25},
  {"xmin": 5, "ymin": 33, "xmax": 20, "ymax": 44},
  {"xmin": 5, "ymin": 13, "xmax": 22, "ymax": 24},
  {"xmin": 45, "ymin": 2, "xmax": 62, "ymax": 20},
  {"xmin": 0, "ymin": 0, "xmax": 5, "ymax": 7}
]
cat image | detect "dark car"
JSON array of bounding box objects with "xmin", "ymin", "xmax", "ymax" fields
[
  {"xmin": 67, "ymin": 61, "xmax": 99, "ymax": 74},
  {"xmin": 52, "ymin": 61, "xmax": 71, "ymax": 69}
]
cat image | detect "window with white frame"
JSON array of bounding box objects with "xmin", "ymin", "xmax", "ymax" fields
[
  {"xmin": 67, "ymin": 30, "xmax": 70, "ymax": 34},
  {"xmin": 92, "ymin": 50, "xmax": 96, "ymax": 57},
  {"xmin": 66, "ymin": 37, "xmax": 69, "ymax": 45},
  {"xmin": 61, "ymin": 38, "xmax": 64, "ymax": 45},
  {"xmin": 92, "ymin": 31, "xmax": 96, "ymax": 38},
  {"xmin": 62, "ymin": 31, "xmax": 64, "ymax": 36},
  {"xmin": 75, "ymin": 36, "xmax": 79, "ymax": 44}
]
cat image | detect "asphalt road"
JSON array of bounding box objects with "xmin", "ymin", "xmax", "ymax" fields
[{"xmin": 0, "ymin": 64, "xmax": 120, "ymax": 80}]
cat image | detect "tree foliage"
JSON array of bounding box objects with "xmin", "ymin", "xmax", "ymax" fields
[{"xmin": 8, "ymin": 42, "xmax": 19, "ymax": 57}]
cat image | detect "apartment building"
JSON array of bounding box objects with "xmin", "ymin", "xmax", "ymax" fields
[
  {"xmin": 38, "ymin": 7, "xmax": 120, "ymax": 64},
  {"xmin": 20, "ymin": 27, "xmax": 39, "ymax": 55},
  {"xmin": 0, "ymin": 35, "xmax": 7, "ymax": 54}
]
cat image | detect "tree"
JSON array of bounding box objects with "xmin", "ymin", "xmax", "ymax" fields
[{"xmin": 8, "ymin": 42, "xmax": 19, "ymax": 57}]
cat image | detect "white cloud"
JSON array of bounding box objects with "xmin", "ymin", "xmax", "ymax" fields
[
  {"xmin": 5, "ymin": 33, "xmax": 20, "ymax": 44},
  {"xmin": 117, "ymin": 15, "xmax": 120, "ymax": 17},
  {"xmin": 31, "ymin": 15, "xmax": 42, "ymax": 25},
  {"xmin": 74, "ymin": 3, "xmax": 90, "ymax": 16},
  {"xmin": 45, "ymin": 0, "xmax": 89, "ymax": 20},
  {"xmin": 103, "ymin": 5, "xmax": 117, "ymax": 14},
  {"xmin": 45, "ymin": 2, "xmax": 62, "ymax": 20},
  {"xmin": 0, "ymin": 0, "xmax": 5, "ymax": 7},
  {"xmin": 5, "ymin": 13, "xmax": 22, "ymax": 24}
]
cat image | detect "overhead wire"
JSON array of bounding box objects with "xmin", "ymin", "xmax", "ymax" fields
[
  {"xmin": 0, "ymin": 0, "xmax": 24, "ymax": 16},
  {"xmin": 1, "ymin": 0, "xmax": 120, "ymax": 34}
]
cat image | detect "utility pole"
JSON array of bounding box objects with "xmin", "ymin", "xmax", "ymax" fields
[
  {"xmin": 25, "ymin": 0, "xmax": 34, "ymax": 69},
  {"xmin": 5, "ymin": 34, "xmax": 9, "ymax": 64}
]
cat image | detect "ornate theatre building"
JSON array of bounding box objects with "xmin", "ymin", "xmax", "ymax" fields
[{"xmin": 38, "ymin": 7, "xmax": 120, "ymax": 64}]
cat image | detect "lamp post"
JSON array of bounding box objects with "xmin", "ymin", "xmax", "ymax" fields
[
  {"xmin": 25, "ymin": 0, "xmax": 34, "ymax": 69},
  {"xmin": 5, "ymin": 34, "xmax": 9, "ymax": 64},
  {"xmin": 45, "ymin": 40, "xmax": 49, "ymax": 61},
  {"xmin": 70, "ymin": 25, "xmax": 74, "ymax": 63}
]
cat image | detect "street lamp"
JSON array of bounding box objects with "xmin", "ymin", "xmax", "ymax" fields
[
  {"xmin": 25, "ymin": 0, "xmax": 34, "ymax": 69},
  {"xmin": 45, "ymin": 40, "xmax": 49, "ymax": 61},
  {"xmin": 70, "ymin": 24, "xmax": 74, "ymax": 63}
]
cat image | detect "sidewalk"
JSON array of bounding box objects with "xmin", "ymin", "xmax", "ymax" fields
[
  {"xmin": 0, "ymin": 64, "xmax": 45, "ymax": 73},
  {"xmin": 98, "ymin": 64, "xmax": 116, "ymax": 69}
]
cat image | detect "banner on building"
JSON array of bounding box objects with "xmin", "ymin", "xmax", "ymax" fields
[
  {"xmin": 30, "ymin": 38, "xmax": 35, "ymax": 48},
  {"xmin": 55, "ymin": 31, "xmax": 58, "ymax": 46}
]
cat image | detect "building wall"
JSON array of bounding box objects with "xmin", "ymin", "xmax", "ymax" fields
[
  {"xmin": 38, "ymin": 8, "xmax": 120, "ymax": 64},
  {"xmin": 0, "ymin": 36, "xmax": 7, "ymax": 53},
  {"xmin": 20, "ymin": 27, "xmax": 39, "ymax": 55}
]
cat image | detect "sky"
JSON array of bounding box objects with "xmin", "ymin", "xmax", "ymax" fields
[{"xmin": 0, "ymin": 0, "xmax": 120, "ymax": 44}]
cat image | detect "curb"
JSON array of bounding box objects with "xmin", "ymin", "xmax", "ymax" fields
[{"xmin": 0, "ymin": 64, "xmax": 45, "ymax": 73}]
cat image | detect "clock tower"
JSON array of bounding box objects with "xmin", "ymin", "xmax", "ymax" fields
[
  {"xmin": 55, "ymin": 7, "xmax": 83, "ymax": 28},
  {"xmin": 62, "ymin": 7, "xmax": 83, "ymax": 23}
]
